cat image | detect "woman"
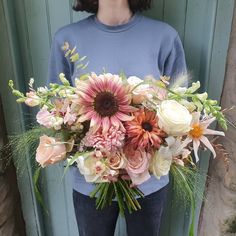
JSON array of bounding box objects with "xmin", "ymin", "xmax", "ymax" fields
[{"xmin": 48, "ymin": 0, "xmax": 187, "ymax": 235}]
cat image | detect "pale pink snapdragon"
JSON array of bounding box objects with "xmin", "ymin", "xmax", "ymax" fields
[
  {"xmin": 25, "ymin": 91, "xmax": 40, "ymax": 107},
  {"xmin": 36, "ymin": 108, "xmax": 55, "ymax": 128},
  {"xmin": 36, "ymin": 108, "xmax": 64, "ymax": 130},
  {"xmin": 64, "ymin": 106, "xmax": 77, "ymax": 125}
]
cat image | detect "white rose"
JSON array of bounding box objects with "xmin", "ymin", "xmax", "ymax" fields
[
  {"xmin": 156, "ymin": 100, "xmax": 192, "ymax": 136},
  {"xmin": 151, "ymin": 145, "xmax": 172, "ymax": 179}
]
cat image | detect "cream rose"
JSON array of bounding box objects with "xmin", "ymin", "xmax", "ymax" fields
[
  {"xmin": 151, "ymin": 146, "xmax": 172, "ymax": 179},
  {"xmin": 127, "ymin": 76, "xmax": 152, "ymax": 104},
  {"xmin": 156, "ymin": 100, "xmax": 192, "ymax": 136},
  {"xmin": 36, "ymin": 135, "xmax": 67, "ymax": 167}
]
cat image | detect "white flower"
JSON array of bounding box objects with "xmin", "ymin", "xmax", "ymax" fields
[
  {"xmin": 150, "ymin": 136, "xmax": 191, "ymax": 178},
  {"xmin": 186, "ymin": 81, "xmax": 200, "ymax": 93},
  {"xmin": 76, "ymin": 154, "xmax": 108, "ymax": 183},
  {"xmin": 181, "ymin": 112, "xmax": 225, "ymax": 162},
  {"xmin": 37, "ymin": 87, "xmax": 48, "ymax": 94},
  {"xmin": 179, "ymin": 99, "xmax": 196, "ymax": 112},
  {"xmin": 172, "ymin": 87, "xmax": 187, "ymax": 95},
  {"xmin": 127, "ymin": 76, "xmax": 152, "ymax": 104},
  {"xmin": 52, "ymin": 117, "xmax": 64, "ymax": 130},
  {"xmin": 150, "ymin": 145, "xmax": 172, "ymax": 179},
  {"xmin": 196, "ymin": 92, "xmax": 208, "ymax": 102},
  {"xmin": 156, "ymin": 100, "xmax": 192, "ymax": 136}
]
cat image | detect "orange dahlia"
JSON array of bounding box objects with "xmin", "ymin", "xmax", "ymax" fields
[
  {"xmin": 76, "ymin": 73, "xmax": 136, "ymax": 133},
  {"xmin": 125, "ymin": 108, "xmax": 166, "ymax": 150}
]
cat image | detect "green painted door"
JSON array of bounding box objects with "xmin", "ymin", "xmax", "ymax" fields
[{"xmin": 0, "ymin": 0, "xmax": 234, "ymax": 235}]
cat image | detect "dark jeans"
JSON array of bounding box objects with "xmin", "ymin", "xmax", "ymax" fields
[{"xmin": 72, "ymin": 184, "xmax": 169, "ymax": 236}]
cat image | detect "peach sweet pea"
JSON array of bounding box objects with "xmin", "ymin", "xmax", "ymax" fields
[{"xmin": 36, "ymin": 135, "xmax": 67, "ymax": 167}]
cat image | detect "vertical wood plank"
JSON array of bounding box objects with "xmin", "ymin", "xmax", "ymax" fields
[
  {"xmin": 168, "ymin": 1, "xmax": 218, "ymax": 235},
  {"xmin": 2, "ymin": 0, "xmax": 234, "ymax": 235},
  {"xmin": 194, "ymin": 0, "xmax": 235, "ymax": 234},
  {"xmin": 163, "ymin": 0, "xmax": 187, "ymax": 41},
  {"xmin": 41, "ymin": 164, "xmax": 78, "ymax": 236},
  {"xmin": 144, "ymin": 0, "xmax": 164, "ymax": 20},
  {"xmin": 207, "ymin": 0, "xmax": 235, "ymax": 100},
  {"xmin": 21, "ymin": 1, "xmax": 79, "ymax": 236},
  {"xmin": 23, "ymin": 0, "xmax": 51, "ymax": 87},
  {"xmin": 0, "ymin": 0, "xmax": 44, "ymax": 235},
  {"xmin": 184, "ymin": 0, "xmax": 218, "ymax": 87},
  {"xmin": 47, "ymin": 0, "xmax": 71, "ymax": 39}
]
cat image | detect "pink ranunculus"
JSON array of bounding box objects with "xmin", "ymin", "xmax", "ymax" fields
[
  {"xmin": 25, "ymin": 91, "xmax": 40, "ymax": 107},
  {"xmin": 36, "ymin": 135, "xmax": 67, "ymax": 167},
  {"xmin": 36, "ymin": 109, "xmax": 54, "ymax": 128},
  {"xmin": 124, "ymin": 147, "xmax": 151, "ymax": 185}
]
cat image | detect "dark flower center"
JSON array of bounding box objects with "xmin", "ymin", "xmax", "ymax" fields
[
  {"xmin": 94, "ymin": 92, "xmax": 119, "ymax": 117},
  {"xmin": 142, "ymin": 122, "xmax": 153, "ymax": 132}
]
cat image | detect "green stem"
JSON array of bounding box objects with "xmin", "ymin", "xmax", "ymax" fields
[{"xmin": 113, "ymin": 182, "xmax": 125, "ymax": 216}]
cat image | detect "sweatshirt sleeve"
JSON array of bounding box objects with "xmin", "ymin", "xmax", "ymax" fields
[
  {"xmin": 163, "ymin": 33, "xmax": 187, "ymax": 81},
  {"xmin": 46, "ymin": 33, "xmax": 73, "ymax": 86}
]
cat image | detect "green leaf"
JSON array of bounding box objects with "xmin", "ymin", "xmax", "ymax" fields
[
  {"xmin": 61, "ymin": 154, "xmax": 80, "ymax": 182},
  {"xmin": 33, "ymin": 167, "xmax": 49, "ymax": 215},
  {"xmin": 113, "ymin": 182, "xmax": 125, "ymax": 216},
  {"xmin": 79, "ymin": 56, "xmax": 87, "ymax": 62},
  {"xmin": 81, "ymin": 61, "xmax": 89, "ymax": 70}
]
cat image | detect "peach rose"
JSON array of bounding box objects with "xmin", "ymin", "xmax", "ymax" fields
[
  {"xmin": 125, "ymin": 147, "xmax": 151, "ymax": 185},
  {"xmin": 36, "ymin": 135, "xmax": 67, "ymax": 167},
  {"xmin": 107, "ymin": 152, "xmax": 127, "ymax": 170}
]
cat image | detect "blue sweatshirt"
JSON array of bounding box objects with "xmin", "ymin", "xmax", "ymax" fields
[{"xmin": 47, "ymin": 13, "xmax": 187, "ymax": 196}]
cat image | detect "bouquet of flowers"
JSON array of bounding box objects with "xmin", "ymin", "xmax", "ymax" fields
[{"xmin": 5, "ymin": 44, "xmax": 228, "ymax": 235}]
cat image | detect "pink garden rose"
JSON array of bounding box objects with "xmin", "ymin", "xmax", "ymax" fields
[
  {"xmin": 36, "ymin": 135, "xmax": 67, "ymax": 167},
  {"xmin": 124, "ymin": 147, "xmax": 151, "ymax": 185}
]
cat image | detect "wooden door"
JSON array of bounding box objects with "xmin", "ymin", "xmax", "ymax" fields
[{"xmin": 0, "ymin": 0, "xmax": 234, "ymax": 235}]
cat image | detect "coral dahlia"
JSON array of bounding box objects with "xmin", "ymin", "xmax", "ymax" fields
[
  {"xmin": 76, "ymin": 73, "xmax": 136, "ymax": 133},
  {"xmin": 125, "ymin": 108, "xmax": 166, "ymax": 150}
]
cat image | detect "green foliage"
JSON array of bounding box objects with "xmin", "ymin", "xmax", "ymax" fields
[{"xmin": 170, "ymin": 164, "xmax": 206, "ymax": 236}]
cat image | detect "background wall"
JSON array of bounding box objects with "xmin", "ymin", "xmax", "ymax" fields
[
  {"xmin": 199, "ymin": 4, "xmax": 236, "ymax": 236},
  {"xmin": 0, "ymin": 0, "xmax": 235, "ymax": 235}
]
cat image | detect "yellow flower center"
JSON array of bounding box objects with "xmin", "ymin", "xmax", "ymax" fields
[{"xmin": 189, "ymin": 124, "xmax": 203, "ymax": 138}]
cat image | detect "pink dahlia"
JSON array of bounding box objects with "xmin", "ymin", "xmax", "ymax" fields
[{"xmin": 76, "ymin": 73, "xmax": 136, "ymax": 133}]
